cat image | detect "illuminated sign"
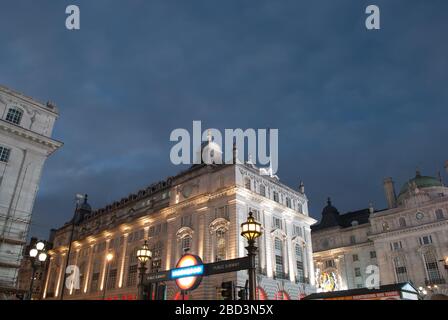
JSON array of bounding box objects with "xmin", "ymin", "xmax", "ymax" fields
[
  {"xmin": 171, "ymin": 265, "xmax": 204, "ymax": 279},
  {"xmin": 174, "ymin": 254, "xmax": 203, "ymax": 291}
]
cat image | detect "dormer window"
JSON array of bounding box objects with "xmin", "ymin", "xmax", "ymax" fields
[{"xmin": 5, "ymin": 107, "xmax": 23, "ymax": 125}]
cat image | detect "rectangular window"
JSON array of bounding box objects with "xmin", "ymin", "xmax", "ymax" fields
[
  {"xmin": 275, "ymin": 255, "xmax": 284, "ymax": 275},
  {"xmin": 181, "ymin": 215, "xmax": 192, "ymax": 227},
  {"xmin": 435, "ymin": 209, "xmax": 444, "ymax": 220},
  {"xmin": 259, "ymin": 185, "xmax": 266, "ymax": 197},
  {"xmin": 273, "ymin": 191, "xmax": 279, "ymax": 202},
  {"xmin": 325, "ymin": 260, "xmax": 335, "ymax": 269},
  {"xmin": 250, "ymin": 208, "xmax": 260, "ymax": 221},
  {"xmin": 90, "ymin": 272, "xmax": 100, "ymax": 292},
  {"xmin": 393, "ymin": 256, "xmax": 408, "ymax": 282},
  {"xmin": 273, "ymin": 217, "xmax": 282, "ymax": 230},
  {"xmin": 0, "ymin": 147, "xmax": 11, "ymax": 163},
  {"xmin": 127, "ymin": 265, "xmax": 138, "ymax": 287},
  {"xmin": 286, "ymin": 197, "xmax": 291, "ymax": 208},
  {"xmin": 419, "ymin": 235, "xmax": 433, "ymax": 245},
  {"xmin": 297, "ymin": 202, "xmax": 303, "ymax": 213},
  {"xmin": 354, "ymin": 267, "xmax": 361, "ymax": 277},
  {"xmin": 294, "ymin": 225, "xmax": 303, "ymax": 237},
  {"xmin": 6, "ymin": 108, "xmax": 23, "ymax": 125},
  {"xmin": 353, "ymin": 254, "xmax": 359, "ymax": 262},
  {"xmin": 107, "ymin": 269, "xmax": 117, "ymax": 289},
  {"xmin": 215, "ymin": 206, "xmax": 229, "ymax": 220},
  {"xmin": 370, "ymin": 251, "xmax": 377, "ymax": 259},
  {"xmin": 390, "ymin": 241, "xmax": 402, "ymax": 251}
]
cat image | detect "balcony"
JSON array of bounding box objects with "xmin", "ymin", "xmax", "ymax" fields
[{"xmin": 425, "ymin": 278, "xmax": 446, "ymax": 286}]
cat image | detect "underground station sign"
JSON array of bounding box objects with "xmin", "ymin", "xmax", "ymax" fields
[{"xmin": 145, "ymin": 254, "xmax": 251, "ymax": 291}]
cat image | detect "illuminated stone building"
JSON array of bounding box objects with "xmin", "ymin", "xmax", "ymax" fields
[
  {"xmin": 43, "ymin": 144, "xmax": 316, "ymax": 300},
  {"xmin": 312, "ymin": 165, "xmax": 448, "ymax": 299}
]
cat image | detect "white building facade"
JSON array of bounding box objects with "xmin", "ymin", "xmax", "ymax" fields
[
  {"xmin": 43, "ymin": 152, "xmax": 316, "ymax": 300},
  {"xmin": 0, "ymin": 85, "xmax": 62, "ymax": 292},
  {"xmin": 312, "ymin": 167, "xmax": 448, "ymax": 298}
]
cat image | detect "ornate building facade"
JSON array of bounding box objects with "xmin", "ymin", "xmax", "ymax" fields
[
  {"xmin": 312, "ymin": 166, "xmax": 448, "ymax": 298},
  {"xmin": 43, "ymin": 150, "xmax": 316, "ymax": 300},
  {"xmin": 0, "ymin": 85, "xmax": 62, "ymax": 294}
]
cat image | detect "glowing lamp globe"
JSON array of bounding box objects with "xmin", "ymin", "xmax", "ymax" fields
[
  {"xmin": 29, "ymin": 248, "xmax": 38, "ymax": 258},
  {"xmin": 241, "ymin": 212, "xmax": 262, "ymax": 242},
  {"xmin": 137, "ymin": 240, "xmax": 152, "ymax": 263},
  {"xmin": 36, "ymin": 241, "xmax": 45, "ymax": 251},
  {"xmin": 38, "ymin": 252, "xmax": 47, "ymax": 262},
  {"xmin": 106, "ymin": 252, "xmax": 114, "ymax": 262}
]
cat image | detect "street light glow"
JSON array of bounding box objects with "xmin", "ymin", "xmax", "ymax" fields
[{"xmin": 29, "ymin": 248, "xmax": 38, "ymax": 258}]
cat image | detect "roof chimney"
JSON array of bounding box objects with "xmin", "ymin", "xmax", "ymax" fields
[{"xmin": 383, "ymin": 177, "xmax": 397, "ymax": 209}]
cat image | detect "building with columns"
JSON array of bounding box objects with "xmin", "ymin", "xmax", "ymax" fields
[
  {"xmin": 312, "ymin": 165, "xmax": 448, "ymax": 299},
  {"xmin": 0, "ymin": 85, "xmax": 62, "ymax": 296},
  {"xmin": 42, "ymin": 145, "xmax": 316, "ymax": 300}
]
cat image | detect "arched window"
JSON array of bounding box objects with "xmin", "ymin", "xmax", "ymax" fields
[
  {"xmin": 393, "ymin": 256, "xmax": 408, "ymax": 283},
  {"xmin": 295, "ymin": 244, "xmax": 305, "ymax": 283},
  {"xmin": 423, "ymin": 250, "xmax": 441, "ymax": 283},
  {"xmin": 215, "ymin": 228, "xmax": 227, "ymax": 261},
  {"xmin": 398, "ymin": 217, "xmax": 407, "ymax": 228},
  {"xmin": 274, "ymin": 238, "xmax": 284, "ymax": 278},
  {"xmin": 5, "ymin": 107, "xmax": 23, "ymax": 125}
]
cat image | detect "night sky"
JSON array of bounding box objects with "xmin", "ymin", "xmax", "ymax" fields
[{"xmin": 0, "ymin": 1, "xmax": 447, "ymax": 240}]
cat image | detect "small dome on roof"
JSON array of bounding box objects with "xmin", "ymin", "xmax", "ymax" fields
[{"xmin": 398, "ymin": 171, "xmax": 443, "ymax": 197}]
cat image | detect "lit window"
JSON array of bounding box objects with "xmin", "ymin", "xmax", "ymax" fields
[
  {"xmin": 5, "ymin": 108, "xmax": 23, "ymax": 125},
  {"xmin": 0, "ymin": 146, "xmax": 11, "ymax": 163}
]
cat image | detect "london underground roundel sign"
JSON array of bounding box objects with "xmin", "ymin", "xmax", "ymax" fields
[{"xmin": 172, "ymin": 254, "xmax": 204, "ymax": 291}]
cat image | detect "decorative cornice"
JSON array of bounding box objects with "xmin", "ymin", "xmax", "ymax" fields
[{"xmin": 0, "ymin": 120, "xmax": 63, "ymax": 151}]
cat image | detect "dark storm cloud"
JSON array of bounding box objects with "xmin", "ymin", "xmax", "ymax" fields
[{"xmin": 0, "ymin": 0, "xmax": 447, "ymax": 239}]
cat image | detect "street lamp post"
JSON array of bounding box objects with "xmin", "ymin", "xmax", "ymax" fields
[
  {"xmin": 102, "ymin": 252, "xmax": 114, "ymax": 300},
  {"xmin": 241, "ymin": 211, "xmax": 262, "ymax": 300},
  {"xmin": 27, "ymin": 241, "xmax": 47, "ymax": 300},
  {"xmin": 136, "ymin": 240, "xmax": 152, "ymax": 300}
]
